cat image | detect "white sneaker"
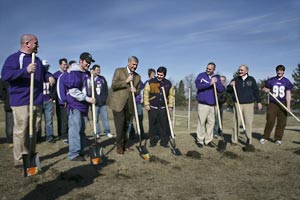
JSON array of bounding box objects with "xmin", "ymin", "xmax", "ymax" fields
[
  {"xmin": 106, "ymin": 133, "xmax": 113, "ymax": 138},
  {"xmin": 259, "ymin": 138, "xmax": 266, "ymax": 144},
  {"xmin": 275, "ymin": 140, "xmax": 282, "ymax": 145},
  {"xmin": 96, "ymin": 134, "xmax": 100, "ymax": 139}
]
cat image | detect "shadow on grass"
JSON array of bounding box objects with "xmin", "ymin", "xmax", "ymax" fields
[{"xmin": 21, "ymin": 161, "xmax": 115, "ymax": 200}]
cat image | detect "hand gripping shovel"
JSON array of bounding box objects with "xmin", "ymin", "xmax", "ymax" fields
[
  {"xmin": 213, "ymin": 83, "xmax": 227, "ymax": 152},
  {"xmin": 161, "ymin": 86, "xmax": 182, "ymax": 156},
  {"xmin": 89, "ymin": 72, "xmax": 103, "ymax": 165},
  {"xmin": 22, "ymin": 53, "xmax": 41, "ymax": 177},
  {"xmin": 268, "ymin": 92, "xmax": 300, "ymax": 123},
  {"xmin": 130, "ymin": 81, "xmax": 150, "ymax": 160}
]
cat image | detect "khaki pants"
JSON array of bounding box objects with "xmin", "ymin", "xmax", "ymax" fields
[
  {"xmin": 11, "ymin": 105, "xmax": 42, "ymax": 166},
  {"xmin": 232, "ymin": 103, "xmax": 254, "ymax": 144},
  {"xmin": 196, "ymin": 103, "xmax": 215, "ymax": 145}
]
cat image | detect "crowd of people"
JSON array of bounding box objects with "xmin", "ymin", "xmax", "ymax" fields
[{"xmin": 0, "ymin": 34, "xmax": 294, "ymax": 167}]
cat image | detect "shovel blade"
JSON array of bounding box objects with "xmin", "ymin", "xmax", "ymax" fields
[
  {"xmin": 22, "ymin": 153, "xmax": 41, "ymax": 177},
  {"xmin": 169, "ymin": 138, "xmax": 182, "ymax": 156},
  {"xmin": 89, "ymin": 145, "xmax": 103, "ymax": 165},
  {"xmin": 171, "ymin": 148, "xmax": 182, "ymax": 156},
  {"xmin": 217, "ymin": 140, "xmax": 227, "ymax": 153},
  {"xmin": 137, "ymin": 145, "xmax": 150, "ymax": 160}
]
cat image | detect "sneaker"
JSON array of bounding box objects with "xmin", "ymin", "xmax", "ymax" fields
[
  {"xmin": 259, "ymin": 138, "xmax": 266, "ymax": 145},
  {"xmin": 63, "ymin": 139, "xmax": 69, "ymax": 145},
  {"xmin": 213, "ymin": 134, "xmax": 218, "ymax": 139},
  {"xmin": 275, "ymin": 140, "xmax": 282, "ymax": 145},
  {"xmin": 95, "ymin": 134, "xmax": 100, "ymax": 139},
  {"xmin": 105, "ymin": 133, "xmax": 113, "ymax": 138}
]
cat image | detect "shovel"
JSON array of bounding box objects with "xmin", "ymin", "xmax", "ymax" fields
[
  {"xmin": 89, "ymin": 72, "xmax": 103, "ymax": 165},
  {"xmin": 268, "ymin": 92, "xmax": 300, "ymax": 123},
  {"xmin": 213, "ymin": 83, "xmax": 227, "ymax": 152},
  {"xmin": 161, "ymin": 86, "xmax": 182, "ymax": 156},
  {"xmin": 130, "ymin": 81, "xmax": 150, "ymax": 160},
  {"xmin": 22, "ymin": 52, "xmax": 41, "ymax": 177}
]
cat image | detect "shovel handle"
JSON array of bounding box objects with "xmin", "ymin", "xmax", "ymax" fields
[
  {"xmin": 268, "ymin": 92, "xmax": 300, "ymax": 123},
  {"xmin": 29, "ymin": 53, "xmax": 35, "ymax": 137},
  {"xmin": 91, "ymin": 73, "xmax": 97, "ymax": 134},
  {"xmin": 130, "ymin": 81, "xmax": 141, "ymax": 135},
  {"xmin": 213, "ymin": 83, "xmax": 222, "ymax": 131},
  {"xmin": 161, "ymin": 86, "xmax": 175, "ymax": 139},
  {"xmin": 232, "ymin": 85, "xmax": 246, "ymax": 131}
]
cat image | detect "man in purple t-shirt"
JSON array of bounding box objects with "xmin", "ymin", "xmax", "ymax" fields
[
  {"xmin": 260, "ymin": 65, "xmax": 293, "ymax": 145},
  {"xmin": 1, "ymin": 34, "xmax": 55, "ymax": 167}
]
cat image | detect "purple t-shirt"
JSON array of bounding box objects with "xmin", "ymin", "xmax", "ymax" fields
[
  {"xmin": 1, "ymin": 51, "xmax": 50, "ymax": 106},
  {"xmin": 265, "ymin": 76, "xmax": 293, "ymax": 103}
]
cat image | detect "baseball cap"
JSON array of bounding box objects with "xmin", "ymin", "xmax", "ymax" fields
[
  {"xmin": 80, "ymin": 52, "xmax": 95, "ymax": 63},
  {"xmin": 42, "ymin": 60, "xmax": 50, "ymax": 67}
]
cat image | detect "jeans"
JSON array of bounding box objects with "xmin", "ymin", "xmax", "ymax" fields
[
  {"xmin": 68, "ymin": 109, "xmax": 86, "ymax": 160},
  {"xmin": 43, "ymin": 101, "xmax": 54, "ymax": 140},
  {"xmin": 95, "ymin": 105, "xmax": 111, "ymax": 135}
]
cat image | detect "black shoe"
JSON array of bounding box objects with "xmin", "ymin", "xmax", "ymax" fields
[
  {"xmin": 149, "ymin": 143, "xmax": 157, "ymax": 147},
  {"xmin": 47, "ymin": 138, "xmax": 55, "ymax": 143},
  {"xmin": 160, "ymin": 143, "xmax": 169, "ymax": 148},
  {"xmin": 206, "ymin": 142, "xmax": 215, "ymax": 148},
  {"xmin": 71, "ymin": 156, "xmax": 86, "ymax": 161},
  {"xmin": 196, "ymin": 142, "xmax": 204, "ymax": 148}
]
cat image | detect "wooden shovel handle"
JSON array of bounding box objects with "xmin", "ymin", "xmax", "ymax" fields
[
  {"xmin": 91, "ymin": 73, "xmax": 97, "ymax": 134},
  {"xmin": 213, "ymin": 83, "xmax": 222, "ymax": 130},
  {"xmin": 29, "ymin": 53, "xmax": 35, "ymax": 137},
  {"xmin": 268, "ymin": 92, "xmax": 300, "ymax": 123},
  {"xmin": 232, "ymin": 85, "xmax": 246, "ymax": 131},
  {"xmin": 161, "ymin": 86, "xmax": 175, "ymax": 139},
  {"xmin": 130, "ymin": 81, "xmax": 141, "ymax": 135}
]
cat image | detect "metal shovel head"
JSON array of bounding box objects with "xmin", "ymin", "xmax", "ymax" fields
[
  {"xmin": 217, "ymin": 139, "xmax": 227, "ymax": 153},
  {"xmin": 22, "ymin": 152, "xmax": 41, "ymax": 177},
  {"xmin": 170, "ymin": 138, "xmax": 182, "ymax": 156},
  {"xmin": 89, "ymin": 145, "xmax": 103, "ymax": 165},
  {"xmin": 137, "ymin": 145, "xmax": 150, "ymax": 160},
  {"xmin": 171, "ymin": 147, "xmax": 182, "ymax": 156}
]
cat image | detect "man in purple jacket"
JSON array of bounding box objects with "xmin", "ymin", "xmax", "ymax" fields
[
  {"xmin": 1, "ymin": 34, "xmax": 55, "ymax": 167},
  {"xmin": 64, "ymin": 52, "xmax": 95, "ymax": 161},
  {"xmin": 194, "ymin": 62, "xmax": 224, "ymax": 148}
]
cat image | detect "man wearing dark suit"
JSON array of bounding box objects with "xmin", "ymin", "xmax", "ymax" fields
[{"xmin": 109, "ymin": 56, "xmax": 141, "ymax": 154}]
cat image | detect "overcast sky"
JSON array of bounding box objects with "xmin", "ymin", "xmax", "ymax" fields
[{"xmin": 0, "ymin": 0, "xmax": 299, "ymax": 85}]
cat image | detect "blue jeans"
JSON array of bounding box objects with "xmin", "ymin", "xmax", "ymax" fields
[
  {"xmin": 43, "ymin": 101, "xmax": 54, "ymax": 140},
  {"xmin": 95, "ymin": 105, "xmax": 111, "ymax": 135},
  {"xmin": 68, "ymin": 109, "xmax": 86, "ymax": 160}
]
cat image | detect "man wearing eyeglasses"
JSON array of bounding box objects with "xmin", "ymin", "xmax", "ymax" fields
[
  {"xmin": 227, "ymin": 64, "xmax": 262, "ymax": 147},
  {"xmin": 64, "ymin": 52, "xmax": 96, "ymax": 161}
]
